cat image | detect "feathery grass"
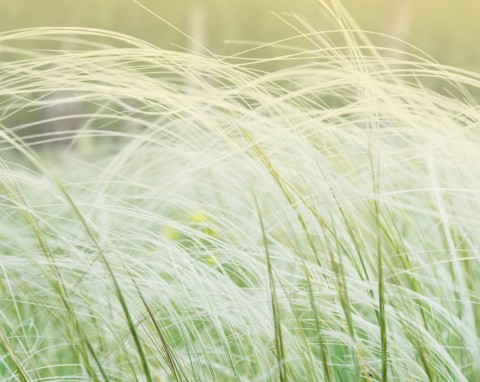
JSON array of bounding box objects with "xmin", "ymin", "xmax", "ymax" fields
[{"xmin": 0, "ymin": 2, "xmax": 479, "ymax": 381}]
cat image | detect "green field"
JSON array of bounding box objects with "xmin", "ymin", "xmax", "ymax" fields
[{"xmin": 1, "ymin": 2, "xmax": 479, "ymax": 381}]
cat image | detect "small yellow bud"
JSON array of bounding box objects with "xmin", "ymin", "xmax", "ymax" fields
[
  {"xmin": 164, "ymin": 226, "xmax": 180, "ymax": 240},
  {"xmin": 204, "ymin": 256, "xmax": 218, "ymax": 266},
  {"xmin": 189, "ymin": 211, "xmax": 208, "ymax": 223}
]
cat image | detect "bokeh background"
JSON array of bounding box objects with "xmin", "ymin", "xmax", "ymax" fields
[{"xmin": 1, "ymin": 0, "xmax": 479, "ymax": 72}]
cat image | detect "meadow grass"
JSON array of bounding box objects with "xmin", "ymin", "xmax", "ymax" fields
[{"xmin": 0, "ymin": 2, "xmax": 479, "ymax": 381}]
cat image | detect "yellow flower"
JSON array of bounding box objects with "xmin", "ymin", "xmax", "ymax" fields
[
  {"xmin": 164, "ymin": 226, "xmax": 180, "ymax": 240},
  {"xmin": 204, "ymin": 256, "xmax": 218, "ymax": 267},
  {"xmin": 189, "ymin": 211, "xmax": 208, "ymax": 223},
  {"xmin": 202, "ymin": 227, "xmax": 218, "ymax": 237}
]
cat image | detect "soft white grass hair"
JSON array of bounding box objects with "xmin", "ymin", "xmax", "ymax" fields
[{"xmin": 0, "ymin": 2, "xmax": 479, "ymax": 381}]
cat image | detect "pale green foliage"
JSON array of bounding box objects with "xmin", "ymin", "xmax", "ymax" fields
[{"xmin": 0, "ymin": 3, "xmax": 479, "ymax": 381}]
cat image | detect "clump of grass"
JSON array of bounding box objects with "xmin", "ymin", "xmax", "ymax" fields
[{"xmin": 0, "ymin": 2, "xmax": 480, "ymax": 381}]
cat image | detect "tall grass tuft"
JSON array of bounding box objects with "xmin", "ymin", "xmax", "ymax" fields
[{"xmin": 0, "ymin": 2, "xmax": 479, "ymax": 381}]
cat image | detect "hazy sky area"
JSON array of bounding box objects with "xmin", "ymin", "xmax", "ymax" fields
[{"xmin": 0, "ymin": 0, "xmax": 479, "ymax": 71}]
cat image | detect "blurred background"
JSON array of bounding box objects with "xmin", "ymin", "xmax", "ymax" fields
[{"xmin": 1, "ymin": 0, "xmax": 479, "ymax": 71}]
